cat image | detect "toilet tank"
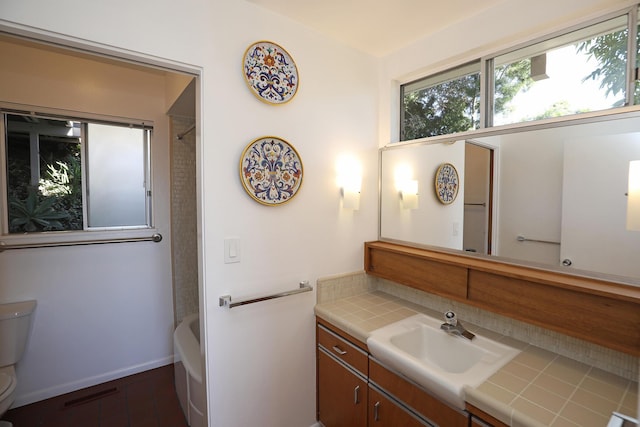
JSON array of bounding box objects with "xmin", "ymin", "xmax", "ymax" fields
[{"xmin": 0, "ymin": 300, "xmax": 36, "ymax": 367}]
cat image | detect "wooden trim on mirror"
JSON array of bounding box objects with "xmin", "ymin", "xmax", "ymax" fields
[{"xmin": 364, "ymin": 241, "xmax": 640, "ymax": 356}]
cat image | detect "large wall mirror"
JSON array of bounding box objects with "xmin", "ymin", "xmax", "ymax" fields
[{"xmin": 380, "ymin": 111, "xmax": 640, "ymax": 285}]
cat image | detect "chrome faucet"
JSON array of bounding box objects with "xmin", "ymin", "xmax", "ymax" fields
[{"xmin": 440, "ymin": 310, "xmax": 475, "ymax": 340}]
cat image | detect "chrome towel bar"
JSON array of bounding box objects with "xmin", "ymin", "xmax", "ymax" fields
[
  {"xmin": 219, "ymin": 281, "xmax": 313, "ymax": 309},
  {"xmin": 0, "ymin": 233, "xmax": 162, "ymax": 252}
]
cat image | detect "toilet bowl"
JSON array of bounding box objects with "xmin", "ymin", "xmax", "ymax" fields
[
  {"xmin": 0, "ymin": 300, "xmax": 36, "ymax": 426},
  {"xmin": 0, "ymin": 367, "xmax": 16, "ymax": 417}
]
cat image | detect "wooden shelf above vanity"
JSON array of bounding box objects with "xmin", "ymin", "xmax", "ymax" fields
[{"xmin": 364, "ymin": 241, "xmax": 640, "ymax": 357}]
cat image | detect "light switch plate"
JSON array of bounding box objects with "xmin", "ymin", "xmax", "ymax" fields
[{"xmin": 224, "ymin": 238, "xmax": 241, "ymax": 263}]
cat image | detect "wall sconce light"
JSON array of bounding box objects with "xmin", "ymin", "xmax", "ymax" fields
[
  {"xmin": 342, "ymin": 185, "xmax": 361, "ymax": 210},
  {"xmin": 337, "ymin": 155, "xmax": 362, "ymax": 210},
  {"xmin": 627, "ymin": 160, "xmax": 640, "ymax": 231},
  {"xmin": 400, "ymin": 180, "xmax": 419, "ymax": 210}
]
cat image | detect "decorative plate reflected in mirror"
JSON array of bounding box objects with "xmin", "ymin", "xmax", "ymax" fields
[
  {"xmin": 434, "ymin": 163, "xmax": 459, "ymax": 204},
  {"xmin": 240, "ymin": 136, "xmax": 303, "ymax": 206},
  {"xmin": 243, "ymin": 41, "xmax": 299, "ymax": 104}
]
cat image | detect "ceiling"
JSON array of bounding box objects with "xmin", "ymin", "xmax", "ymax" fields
[{"xmin": 245, "ymin": 0, "xmax": 506, "ymax": 57}]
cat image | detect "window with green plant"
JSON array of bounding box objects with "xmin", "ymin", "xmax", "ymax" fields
[
  {"xmin": 2, "ymin": 112, "xmax": 152, "ymax": 234},
  {"xmin": 401, "ymin": 62, "xmax": 481, "ymax": 140}
]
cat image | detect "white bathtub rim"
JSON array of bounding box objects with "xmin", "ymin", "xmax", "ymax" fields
[{"xmin": 174, "ymin": 313, "xmax": 202, "ymax": 384}]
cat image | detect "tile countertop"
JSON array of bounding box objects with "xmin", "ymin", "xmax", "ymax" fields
[{"xmin": 314, "ymin": 291, "xmax": 639, "ymax": 427}]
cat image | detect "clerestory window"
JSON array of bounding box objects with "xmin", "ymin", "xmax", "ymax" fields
[
  {"xmin": 1, "ymin": 111, "xmax": 152, "ymax": 234},
  {"xmin": 400, "ymin": 7, "xmax": 640, "ymax": 141}
]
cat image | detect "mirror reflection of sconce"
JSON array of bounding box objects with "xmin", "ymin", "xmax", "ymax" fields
[
  {"xmin": 337, "ymin": 155, "xmax": 362, "ymax": 210},
  {"xmin": 627, "ymin": 160, "xmax": 640, "ymax": 231},
  {"xmin": 400, "ymin": 180, "xmax": 419, "ymax": 210},
  {"xmin": 394, "ymin": 165, "xmax": 418, "ymax": 210}
]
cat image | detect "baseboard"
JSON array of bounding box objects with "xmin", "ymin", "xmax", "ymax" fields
[{"xmin": 13, "ymin": 355, "xmax": 174, "ymax": 407}]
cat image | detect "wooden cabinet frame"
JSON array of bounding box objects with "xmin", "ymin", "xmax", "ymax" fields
[{"xmin": 364, "ymin": 241, "xmax": 640, "ymax": 356}]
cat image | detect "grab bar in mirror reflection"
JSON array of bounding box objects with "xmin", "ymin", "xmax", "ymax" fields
[
  {"xmin": 516, "ymin": 235, "xmax": 560, "ymax": 245},
  {"xmin": 219, "ymin": 281, "xmax": 313, "ymax": 309}
]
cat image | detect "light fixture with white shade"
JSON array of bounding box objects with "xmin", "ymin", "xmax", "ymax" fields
[{"xmin": 336, "ymin": 155, "xmax": 362, "ymax": 210}]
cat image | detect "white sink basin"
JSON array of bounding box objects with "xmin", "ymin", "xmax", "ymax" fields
[{"xmin": 367, "ymin": 313, "xmax": 520, "ymax": 410}]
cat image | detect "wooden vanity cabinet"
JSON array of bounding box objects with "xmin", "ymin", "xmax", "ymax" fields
[
  {"xmin": 317, "ymin": 322, "xmax": 368, "ymax": 427},
  {"xmin": 317, "ymin": 319, "xmax": 470, "ymax": 427}
]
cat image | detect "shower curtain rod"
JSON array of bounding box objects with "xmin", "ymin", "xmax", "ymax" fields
[{"xmin": 176, "ymin": 124, "xmax": 196, "ymax": 140}]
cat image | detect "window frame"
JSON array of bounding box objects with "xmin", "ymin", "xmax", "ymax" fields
[
  {"xmin": 0, "ymin": 104, "xmax": 155, "ymax": 246},
  {"xmin": 399, "ymin": 4, "xmax": 640, "ymax": 142}
]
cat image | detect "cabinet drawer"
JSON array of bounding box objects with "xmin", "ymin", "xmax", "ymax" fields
[{"xmin": 317, "ymin": 324, "xmax": 368, "ymax": 377}]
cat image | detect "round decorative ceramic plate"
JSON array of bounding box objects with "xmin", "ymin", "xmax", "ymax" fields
[
  {"xmin": 240, "ymin": 136, "xmax": 303, "ymax": 205},
  {"xmin": 434, "ymin": 163, "xmax": 459, "ymax": 204},
  {"xmin": 243, "ymin": 41, "xmax": 299, "ymax": 104}
]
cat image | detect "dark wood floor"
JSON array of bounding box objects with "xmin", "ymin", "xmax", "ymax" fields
[{"xmin": 3, "ymin": 364, "xmax": 188, "ymax": 427}]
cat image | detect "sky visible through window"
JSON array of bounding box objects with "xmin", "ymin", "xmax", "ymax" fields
[{"xmin": 495, "ymin": 44, "xmax": 623, "ymax": 125}]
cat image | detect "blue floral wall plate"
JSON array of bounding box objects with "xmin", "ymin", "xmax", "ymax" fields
[
  {"xmin": 435, "ymin": 163, "xmax": 459, "ymax": 205},
  {"xmin": 243, "ymin": 41, "xmax": 299, "ymax": 105},
  {"xmin": 240, "ymin": 136, "xmax": 303, "ymax": 205}
]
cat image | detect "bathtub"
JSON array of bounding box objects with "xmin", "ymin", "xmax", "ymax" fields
[{"xmin": 174, "ymin": 313, "xmax": 204, "ymax": 427}]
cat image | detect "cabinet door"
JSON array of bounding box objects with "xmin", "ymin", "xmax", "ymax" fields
[
  {"xmin": 368, "ymin": 386, "xmax": 430, "ymax": 427},
  {"xmin": 318, "ymin": 349, "xmax": 367, "ymax": 427}
]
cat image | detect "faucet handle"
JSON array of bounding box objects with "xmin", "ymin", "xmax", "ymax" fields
[{"xmin": 444, "ymin": 310, "xmax": 457, "ymax": 326}]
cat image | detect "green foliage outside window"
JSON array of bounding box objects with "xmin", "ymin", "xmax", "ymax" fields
[
  {"xmin": 402, "ymin": 60, "xmax": 532, "ymax": 140},
  {"xmin": 9, "ymin": 188, "xmax": 69, "ymax": 232},
  {"xmin": 402, "ymin": 74, "xmax": 481, "ymax": 140},
  {"xmin": 577, "ymin": 27, "xmax": 640, "ymax": 106},
  {"xmin": 7, "ymin": 139, "xmax": 83, "ymax": 233}
]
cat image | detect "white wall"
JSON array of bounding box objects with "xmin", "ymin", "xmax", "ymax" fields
[
  {"xmin": 2, "ymin": 1, "xmax": 379, "ymax": 426},
  {"xmin": 0, "ymin": 38, "xmax": 176, "ymax": 404},
  {"xmin": 204, "ymin": 2, "xmax": 378, "ymax": 425}
]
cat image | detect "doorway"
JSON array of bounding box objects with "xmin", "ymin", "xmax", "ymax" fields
[
  {"xmin": 463, "ymin": 141, "xmax": 493, "ymax": 254},
  {"xmin": 0, "ymin": 29, "xmax": 205, "ymax": 414}
]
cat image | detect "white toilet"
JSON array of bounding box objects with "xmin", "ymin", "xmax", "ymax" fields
[{"xmin": 0, "ymin": 300, "xmax": 36, "ymax": 426}]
